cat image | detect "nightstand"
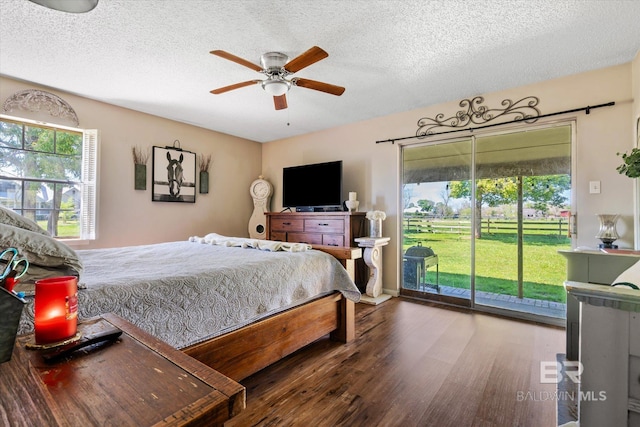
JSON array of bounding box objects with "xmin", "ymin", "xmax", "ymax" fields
[{"xmin": 0, "ymin": 313, "xmax": 245, "ymax": 426}]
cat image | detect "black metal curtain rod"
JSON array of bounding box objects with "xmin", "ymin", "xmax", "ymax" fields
[{"xmin": 375, "ymin": 101, "xmax": 615, "ymax": 144}]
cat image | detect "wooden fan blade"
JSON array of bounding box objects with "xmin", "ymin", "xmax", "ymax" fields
[
  {"xmin": 274, "ymin": 94, "xmax": 288, "ymax": 110},
  {"xmin": 210, "ymin": 80, "xmax": 261, "ymax": 94},
  {"xmin": 210, "ymin": 50, "xmax": 263, "ymax": 72},
  {"xmin": 284, "ymin": 46, "xmax": 328, "ymax": 73},
  {"xmin": 293, "ymin": 78, "xmax": 345, "ymax": 96}
]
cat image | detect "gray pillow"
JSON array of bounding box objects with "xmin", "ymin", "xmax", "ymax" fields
[
  {"xmin": 0, "ymin": 205, "xmax": 49, "ymax": 235},
  {"xmin": 0, "ymin": 223, "xmax": 82, "ymax": 281}
]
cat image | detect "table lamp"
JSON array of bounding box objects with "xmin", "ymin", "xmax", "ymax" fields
[
  {"xmin": 596, "ymin": 214, "xmax": 620, "ymax": 249},
  {"xmin": 34, "ymin": 276, "xmax": 79, "ymax": 345}
]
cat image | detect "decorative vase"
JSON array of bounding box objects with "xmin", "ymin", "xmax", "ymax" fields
[
  {"xmin": 199, "ymin": 171, "xmax": 209, "ymax": 194},
  {"xmin": 370, "ymin": 218, "xmax": 382, "ymax": 238},
  {"xmin": 596, "ymin": 214, "xmax": 619, "ymax": 249},
  {"xmin": 134, "ymin": 164, "xmax": 146, "ymax": 190},
  {"xmin": 345, "ymin": 200, "xmax": 359, "ymax": 212}
]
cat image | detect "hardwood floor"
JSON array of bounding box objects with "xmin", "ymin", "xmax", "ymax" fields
[{"xmin": 225, "ymin": 297, "xmax": 565, "ymax": 427}]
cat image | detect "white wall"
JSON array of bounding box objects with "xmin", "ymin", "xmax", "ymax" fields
[
  {"xmin": 0, "ymin": 76, "xmax": 263, "ymax": 249},
  {"xmin": 263, "ymin": 62, "xmax": 637, "ymax": 295}
]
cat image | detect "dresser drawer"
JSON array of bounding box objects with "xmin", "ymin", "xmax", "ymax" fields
[
  {"xmin": 304, "ymin": 219, "xmax": 344, "ymax": 234},
  {"xmin": 270, "ymin": 231, "xmax": 286, "ymax": 241},
  {"xmin": 288, "ymin": 232, "xmax": 323, "ymax": 245},
  {"xmin": 271, "ymin": 218, "xmax": 304, "ymax": 232},
  {"xmin": 322, "ymin": 234, "xmax": 344, "ymax": 246}
]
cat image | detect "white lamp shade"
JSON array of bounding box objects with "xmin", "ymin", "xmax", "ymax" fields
[{"xmin": 262, "ymin": 79, "xmax": 290, "ymax": 96}]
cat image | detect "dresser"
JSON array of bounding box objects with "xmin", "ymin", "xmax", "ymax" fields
[
  {"xmin": 564, "ymin": 282, "xmax": 640, "ymax": 427},
  {"xmin": 266, "ymin": 211, "xmax": 368, "ymax": 288}
]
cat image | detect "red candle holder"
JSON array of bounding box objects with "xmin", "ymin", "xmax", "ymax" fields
[{"xmin": 34, "ymin": 276, "xmax": 79, "ymax": 345}]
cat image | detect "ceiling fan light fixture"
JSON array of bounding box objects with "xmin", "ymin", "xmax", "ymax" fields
[
  {"xmin": 260, "ymin": 52, "xmax": 288, "ymax": 71},
  {"xmin": 28, "ymin": 0, "xmax": 99, "ymax": 13},
  {"xmin": 262, "ymin": 79, "xmax": 290, "ymax": 96}
]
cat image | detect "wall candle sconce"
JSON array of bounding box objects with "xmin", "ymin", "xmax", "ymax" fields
[
  {"xmin": 198, "ymin": 154, "xmax": 212, "ymax": 194},
  {"xmin": 132, "ymin": 146, "xmax": 149, "ymax": 190},
  {"xmin": 34, "ymin": 276, "xmax": 79, "ymax": 345}
]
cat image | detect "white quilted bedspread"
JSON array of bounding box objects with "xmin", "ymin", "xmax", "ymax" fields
[{"xmin": 18, "ymin": 240, "xmax": 360, "ymax": 348}]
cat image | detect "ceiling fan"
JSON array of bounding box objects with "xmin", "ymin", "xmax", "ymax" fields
[{"xmin": 210, "ymin": 46, "xmax": 345, "ymax": 110}]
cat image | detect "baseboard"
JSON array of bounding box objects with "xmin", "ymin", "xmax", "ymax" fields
[{"xmin": 382, "ymin": 288, "xmax": 400, "ymax": 297}]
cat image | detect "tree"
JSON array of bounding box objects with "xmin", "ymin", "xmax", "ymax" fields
[
  {"xmin": 434, "ymin": 201, "xmax": 453, "ymax": 218},
  {"xmin": 0, "ymin": 120, "xmax": 82, "ymax": 235},
  {"xmin": 449, "ymin": 175, "xmax": 571, "ymax": 237},
  {"xmin": 439, "ymin": 185, "xmax": 451, "ymax": 217},
  {"xmin": 449, "ymin": 178, "xmax": 518, "ymax": 238},
  {"xmin": 523, "ymin": 175, "xmax": 570, "ymax": 216},
  {"xmin": 402, "ymin": 184, "xmax": 413, "ymax": 211},
  {"xmin": 417, "ymin": 199, "xmax": 436, "ymax": 214}
]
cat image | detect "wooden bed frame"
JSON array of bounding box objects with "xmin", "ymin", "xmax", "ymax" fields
[{"xmin": 183, "ymin": 245, "xmax": 361, "ymax": 381}]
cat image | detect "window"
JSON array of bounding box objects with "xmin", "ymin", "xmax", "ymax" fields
[{"xmin": 0, "ymin": 115, "xmax": 97, "ymax": 240}]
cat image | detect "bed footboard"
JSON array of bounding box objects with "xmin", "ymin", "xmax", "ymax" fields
[
  {"xmin": 183, "ymin": 292, "xmax": 354, "ymax": 381},
  {"xmin": 311, "ymin": 244, "xmax": 362, "ymax": 283},
  {"xmin": 183, "ymin": 244, "xmax": 360, "ymax": 381}
]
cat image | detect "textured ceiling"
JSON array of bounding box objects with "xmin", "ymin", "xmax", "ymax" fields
[{"xmin": 1, "ymin": 0, "xmax": 639, "ymax": 143}]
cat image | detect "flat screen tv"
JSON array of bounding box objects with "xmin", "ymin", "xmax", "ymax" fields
[{"xmin": 282, "ymin": 160, "xmax": 343, "ymax": 211}]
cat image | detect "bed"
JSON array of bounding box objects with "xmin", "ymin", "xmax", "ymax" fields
[{"xmin": 2, "ymin": 212, "xmax": 361, "ymax": 381}]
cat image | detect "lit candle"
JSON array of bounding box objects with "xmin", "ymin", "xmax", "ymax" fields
[
  {"xmin": 349, "ymin": 192, "xmax": 357, "ymax": 201},
  {"xmin": 34, "ymin": 276, "xmax": 78, "ymax": 344}
]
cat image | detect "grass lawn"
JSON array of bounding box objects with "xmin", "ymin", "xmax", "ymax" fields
[
  {"xmin": 37, "ymin": 220, "xmax": 79, "ymax": 238},
  {"xmin": 403, "ymin": 227, "xmax": 571, "ymax": 303}
]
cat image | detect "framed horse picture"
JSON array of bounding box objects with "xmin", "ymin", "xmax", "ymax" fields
[{"xmin": 152, "ymin": 145, "xmax": 196, "ymax": 203}]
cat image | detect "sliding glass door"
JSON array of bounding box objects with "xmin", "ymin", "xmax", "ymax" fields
[
  {"xmin": 400, "ymin": 123, "xmax": 573, "ymax": 321},
  {"xmin": 401, "ymin": 137, "xmax": 473, "ymax": 307}
]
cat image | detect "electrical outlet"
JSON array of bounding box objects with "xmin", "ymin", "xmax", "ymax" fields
[{"xmin": 589, "ymin": 181, "xmax": 601, "ymax": 194}]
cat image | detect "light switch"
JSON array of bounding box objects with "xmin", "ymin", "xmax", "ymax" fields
[{"xmin": 589, "ymin": 181, "xmax": 601, "ymax": 194}]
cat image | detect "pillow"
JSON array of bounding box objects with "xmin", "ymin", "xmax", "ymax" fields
[
  {"xmin": 12, "ymin": 264, "xmax": 84, "ymax": 295},
  {"xmin": 611, "ymin": 259, "xmax": 640, "ymax": 290},
  {"xmin": 0, "ymin": 205, "xmax": 49, "ymax": 235},
  {"xmin": 0, "ymin": 223, "xmax": 82, "ymax": 283}
]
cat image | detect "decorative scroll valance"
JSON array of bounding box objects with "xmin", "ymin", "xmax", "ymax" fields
[
  {"xmin": 2, "ymin": 89, "xmax": 79, "ymax": 126},
  {"xmin": 416, "ymin": 96, "xmax": 541, "ymax": 138},
  {"xmin": 375, "ymin": 96, "xmax": 615, "ymax": 144}
]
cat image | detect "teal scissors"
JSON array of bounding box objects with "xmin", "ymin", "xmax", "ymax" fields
[{"xmin": 1, "ymin": 247, "xmax": 29, "ymax": 282}]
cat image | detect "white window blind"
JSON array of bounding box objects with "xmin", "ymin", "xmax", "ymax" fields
[{"xmin": 81, "ymin": 129, "xmax": 98, "ymax": 240}]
